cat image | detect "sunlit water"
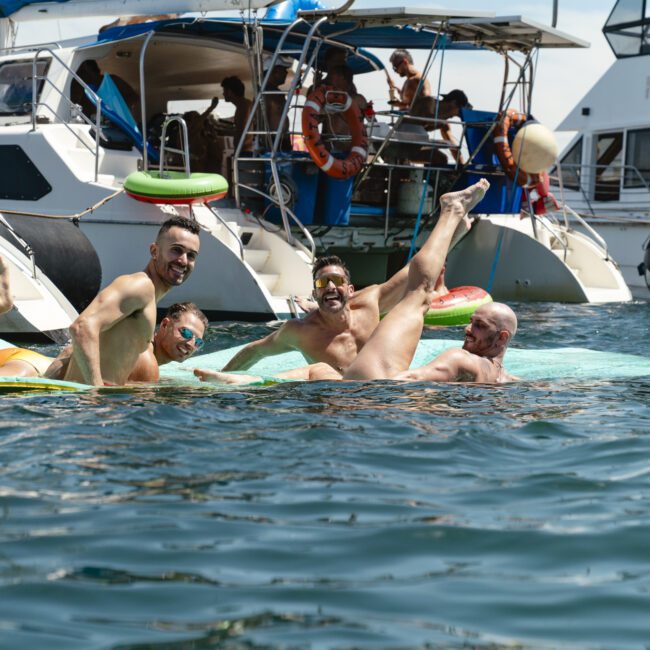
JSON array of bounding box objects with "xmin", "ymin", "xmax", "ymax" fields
[{"xmin": 0, "ymin": 300, "xmax": 649, "ymax": 649}]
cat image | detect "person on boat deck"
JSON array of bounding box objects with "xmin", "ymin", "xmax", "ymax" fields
[
  {"xmin": 322, "ymin": 65, "xmax": 369, "ymax": 154},
  {"xmin": 182, "ymin": 97, "xmax": 222, "ymax": 173},
  {"xmin": 388, "ymin": 49, "xmax": 432, "ymax": 111},
  {"xmin": 221, "ymin": 76, "xmax": 254, "ymax": 154},
  {"xmin": 218, "ymin": 202, "xmax": 464, "ymax": 376},
  {"xmin": 196, "ymin": 179, "xmax": 518, "ymax": 386},
  {"xmin": 410, "ymin": 90, "xmax": 471, "ymax": 165},
  {"xmin": 70, "ymin": 59, "xmax": 138, "ymax": 121},
  {"xmin": 59, "ymin": 216, "xmax": 201, "ymax": 387}
]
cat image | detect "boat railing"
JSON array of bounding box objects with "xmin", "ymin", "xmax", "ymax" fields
[
  {"xmin": 205, "ymin": 204, "xmax": 246, "ymax": 262},
  {"xmin": 550, "ymin": 162, "xmax": 650, "ymax": 203},
  {"xmin": 30, "ymin": 48, "xmax": 103, "ymax": 181},
  {"xmin": 158, "ymin": 115, "xmax": 191, "ymax": 177}
]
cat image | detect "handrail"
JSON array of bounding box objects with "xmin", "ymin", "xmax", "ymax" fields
[
  {"xmin": 158, "ymin": 115, "xmax": 191, "ymax": 177},
  {"xmin": 551, "ymin": 162, "xmax": 650, "ymax": 193},
  {"xmin": 31, "ymin": 47, "xmax": 103, "ymax": 181},
  {"xmin": 560, "ymin": 202, "xmax": 610, "ymax": 259},
  {"xmin": 235, "ymin": 180, "xmax": 316, "ymax": 260},
  {"xmin": 206, "ymin": 204, "xmax": 245, "ymax": 261}
]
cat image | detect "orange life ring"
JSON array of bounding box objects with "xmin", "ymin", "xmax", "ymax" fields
[
  {"xmin": 493, "ymin": 109, "xmax": 542, "ymax": 189},
  {"xmin": 301, "ymin": 85, "xmax": 368, "ymax": 179}
]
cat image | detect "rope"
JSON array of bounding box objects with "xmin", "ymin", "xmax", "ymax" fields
[{"xmin": 0, "ymin": 188, "xmax": 124, "ymax": 220}]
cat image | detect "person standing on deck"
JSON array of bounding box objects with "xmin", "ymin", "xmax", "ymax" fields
[{"xmin": 388, "ymin": 49, "xmax": 432, "ymax": 111}]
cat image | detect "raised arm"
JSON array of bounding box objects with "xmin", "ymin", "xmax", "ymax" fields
[
  {"xmin": 222, "ymin": 323, "xmax": 298, "ymax": 371},
  {"xmin": 69, "ymin": 274, "xmax": 153, "ymax": 386}
]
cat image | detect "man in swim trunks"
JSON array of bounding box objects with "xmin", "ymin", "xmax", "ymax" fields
[
  {"xmin": 37, "ymin": 302, "xmax": 208, "ymax": 382},
  {"xmin": 197, "ymin": 179, "xmax": 517, "ymax": 385},
  {"xmin": 222, "ymin": 229, "xmax": 456, "ymax": 375},
  {"xmin": 62, "ymin": 216, "xmax": 200, "ymax": 386}
]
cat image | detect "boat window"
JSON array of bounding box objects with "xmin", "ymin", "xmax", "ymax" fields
[
  {"xmin": 594, "ymin": 132, "xmax": 623, "ymax": 202},
  {"xmin": 0, "ymin": 59, "xmax": 50, "ymax": 116},
  {"xmin": 0, "ymin": 145, "xmax": 52, "ymax": 200},
  {"xmin": 624, "ymin": 128, "xmax": 650, "ymax": 189},
  {"xmin": 550, "ymin": 137, "xmax": 582, "ymax": 191},
  {"xmin": 603, "ymin": 0, "xmax": 650, "ymax": 57}
]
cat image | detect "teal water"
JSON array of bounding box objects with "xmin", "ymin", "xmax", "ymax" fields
[{"xmin": 1, "ymin": 300, "xmax": 649, "ymax": 649}]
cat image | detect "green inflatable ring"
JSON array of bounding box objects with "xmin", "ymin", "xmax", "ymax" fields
[
  {"xmin": 124, "ymin": 171, "xmax": 228, "ymax": 205},
  {"xmin": 424, "ymin": 286, "xmax": 493, "ymax": 326}
]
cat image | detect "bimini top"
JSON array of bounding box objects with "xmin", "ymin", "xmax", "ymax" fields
[{"xmin": 90, "ymin": 9, "xmax": 588, "ymax": 75}]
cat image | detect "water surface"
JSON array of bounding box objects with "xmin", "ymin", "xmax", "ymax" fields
[{"xmin": 0, "ymin": 300, "xmax": 649, "ymax": 649}]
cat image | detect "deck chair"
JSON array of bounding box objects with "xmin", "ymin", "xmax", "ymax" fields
[{"xmin": 85, "ymin": 74, "xmax": 159, "ymax": 163}]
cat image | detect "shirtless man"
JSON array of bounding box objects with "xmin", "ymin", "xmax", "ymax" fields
[
  {"xmin": 221, "ymin": 76, "xmax": 253, "ymax": 154},
  {"xmin": 221, "ymin": 238, "xmax": 450, "ymax": 374},
  {"xmin": 388, "ymin": 49, "xmax": 432, "ymax": 111},
  {"xmin": 35, "ymin": 302, "xmax": 207, "ymax": 382},
  {"xmin": 197, "ymin": 180, "xmax": 517, "ymax": 385},
  {"xmin": 63, "ymin": 216, "xmax": 200, "ymax": 386},
  {"xmin": 323, "ymin": 65, "xmax": 368, "ymax": 154}
]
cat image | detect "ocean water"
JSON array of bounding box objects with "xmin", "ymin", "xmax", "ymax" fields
[{"xmin": 0, "ymin": 300, "xmax": 649, "ymax": 649}]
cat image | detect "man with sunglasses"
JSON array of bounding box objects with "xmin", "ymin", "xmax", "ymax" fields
[
  {"xmin": 57, "ymin": 216, "xmax": 201, "ymax": 386},
  {"xmin": 387, "ymin": 49, "xmax": 432, "ymax": 111},
  {"xmin": 12, "ymin": 302, "xmax": 207, "ymax": 382},
  {"xmin": 197, "ymin": 179, "xmax": 515, "ymax": 386},
  {"xmin": 220, "ymin": 195, "xmax": 463, "ymax": 376}
]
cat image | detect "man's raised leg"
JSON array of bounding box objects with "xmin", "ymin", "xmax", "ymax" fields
[{"xmin": 343, "ymin": 179, "xmax": 489, "ymax": 380}]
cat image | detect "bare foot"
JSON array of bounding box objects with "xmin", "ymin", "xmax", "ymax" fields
[
  {"xmin": 294, "ymin": 295, "xmax": 317, "ymax": 313},
  {"xmin": 440, "ymin": 178, "xmax": 490, "ymax": 218},
  {"xmin": 193, "ymin": 368, "xmax": 261, "ymax": 385}
]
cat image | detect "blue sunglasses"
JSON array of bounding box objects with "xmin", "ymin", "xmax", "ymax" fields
[{"xmin": 178, "ymin": 326, "xmax": 204, "ymax": 349}]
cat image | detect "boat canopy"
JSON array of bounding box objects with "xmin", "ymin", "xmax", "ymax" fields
[
  {"xmin": 91, "ymin": 9, "xmax": 587, "ymax": 76},
  {"xmin": 0, "ymin": 0, "xmax": 272, "ymax": 20}
]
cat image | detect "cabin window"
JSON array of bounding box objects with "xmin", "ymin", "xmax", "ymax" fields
[
  {"xmin": 594, "ymin": 131, "xmax": 623, "ymax": 202},
  {"xmin": 0, "ymin": 59, "xmax": 50, "ymax": 116},
  {"xmin": 624, "ymin": 128, "xmax": 650, "ymax": 188},
  {"xmin": 0, "ymin": 145, "xmax": 52, "ymax": 200},
  {"xmin": 550, "ymin": 137, "xmax": 582, "ymax": 190}
]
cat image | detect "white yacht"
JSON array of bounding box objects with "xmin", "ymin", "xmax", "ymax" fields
[
  {"xmin": 0, "ymin": 0, "xmax": 315, "ymax": 328},
  {"xmin": 552, "ymin": 0, "xmax": 650, "ymax": 297},
  {"xmin": 0, "ymin": 1, "xmax": 633, "ymax": 338}
]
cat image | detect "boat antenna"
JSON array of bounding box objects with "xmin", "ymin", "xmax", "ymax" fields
[{"xmin": 552, "ymin": 0, "xmax": 559, "ymax": 27}]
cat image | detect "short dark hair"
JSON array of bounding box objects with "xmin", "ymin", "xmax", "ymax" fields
[
  {"xmin": 164, "ymin": 301, "xmax": 209, "ymax": 328},
  {"xmin": 221, "ymin": 76, "xmax": 245, "ymax": 98},
  {"xmin": 390, "ymin": 49, "xmax": 413, "ymax": 65},
  {"xmin": 440, "ymin": 89, "xmax": 470, "ymax": 109},
  {"xmin": 156, "ymin": 216, "xmax": 200, "ymax": 240},
  {"xmin": 312, "ymin": 255, "xmax": 351, "ymax": 283}
]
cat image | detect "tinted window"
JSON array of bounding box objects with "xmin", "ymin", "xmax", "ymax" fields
[
  {"xmin": 0, "ymin": 145, "xmax": 52, "ymax": 200},
  {"xmin": 0, "ymin": 59, "xmax": 50, "ymax": 116},
  {"xmin": 550, "ymin": 137, "xmax": 582, "ymax": 191},
  {"xmin": 624, "ymin": 128, "xmax": 650, "ymax": 188}
]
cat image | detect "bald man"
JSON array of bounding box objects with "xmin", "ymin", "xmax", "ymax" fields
[
  {"xmin": 196, "ymin": 179, "xmax": 519, "ymax": 386},
  {"xmin": 392, "ymin": 302, "xmax": 518, "ymax": 383}
]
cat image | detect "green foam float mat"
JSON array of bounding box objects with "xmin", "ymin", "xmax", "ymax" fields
[{"xmin": 160, "ymin": 340, "xmax": 650, "ymax": 384}]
